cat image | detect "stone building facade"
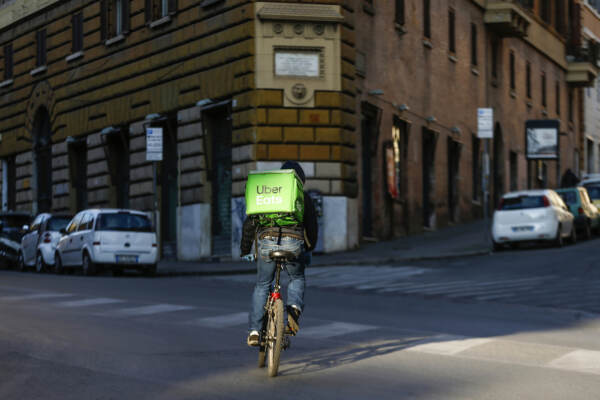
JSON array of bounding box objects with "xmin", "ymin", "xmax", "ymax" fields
[
  {"xmin": 0, "ymin": 0, "xmax": 596, "ymax": 260},
  {"xmin": 0, "ymin": 0, "xmax": 357, "ymax": 260},
  {"xmin": 353, "ymin": 0, "xmax": 595, "ymax": 239}
]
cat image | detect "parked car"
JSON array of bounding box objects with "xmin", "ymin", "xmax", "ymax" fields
[
  {"xmin": 0, "ymin": 212, "xmax": 32, "ymax": 268},
  {"xmin": 492, "ymin": 189, "xmax": 575, "ymax": 250},
  {"xmin": 581, "ymin": 175, "xmax": 600, "ymax": 211},
  {"xmin": 18, "ymin": 213, "xmax": 73, "ymax": 272},
  {"xmin": 556, "ymin": 187, "xmax": 600, "ymax": 239},
  {"xmin": 55, "ymin": 209, "xmax": 158, "ymax": 276}
]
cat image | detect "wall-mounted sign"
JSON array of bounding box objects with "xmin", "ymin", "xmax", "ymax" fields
[
  {"xmin": 477, "ymin": 108, "xmax": 493, "ymax": 139},
  {"xmin": 275, "ymin": 51, "xmax": 320, "ymax": 77},
  {"xmin": 146, "ymin": 127, "xmax": 163, "ymax": 161},
  {"xmin": 525, "ymin": 119, "xmax": 559, "ymax": 160}
]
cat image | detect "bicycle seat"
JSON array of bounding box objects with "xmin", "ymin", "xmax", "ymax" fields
[{"xmin": 269, "ymin": 250, "xmax": 296, "ymax": 261}]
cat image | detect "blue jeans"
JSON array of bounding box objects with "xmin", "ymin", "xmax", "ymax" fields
[{"xmin": 248, "ymin": 236, "xmax": 308, "ymax": 332}]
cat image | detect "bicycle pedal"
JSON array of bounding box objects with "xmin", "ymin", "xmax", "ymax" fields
[{"xmin": 283, "ymin": 337, "xmax": 291, "ymax": 350}]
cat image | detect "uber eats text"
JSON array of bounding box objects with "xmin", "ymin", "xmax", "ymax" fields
[{"xmin": 256, "ymin": 185, "xmax": 284, "ymax": 205}]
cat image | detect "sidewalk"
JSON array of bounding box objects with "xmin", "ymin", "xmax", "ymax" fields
[{"xmin": 156, "ymin": 219, "xmax": 492, "ymax": 276}]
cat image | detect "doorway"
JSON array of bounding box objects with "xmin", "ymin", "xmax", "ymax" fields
[
  {"xmin": 422, "ymin": 128, "xmax": 437, "ymax": 228},
  {"xmin": 68, "ymin": 138, "xmax": 87, "ymax": 211},
  {"xmin": 204, "ymin": 106, "xmax": 232, "ymax": 257},
  {"xmin": 447, "ymin": 138, "xmax": 460, "ymax": 223},
  {"xmin": 160, "ymin": 115, "xmax": 179, "ymax": 260},
  {"xmin": 360, "ymin": 103, "xmax": 380, "ymax": 238},
  {"xmin": 493, "ymin": 123, "xmax": 505, "ymax": 208},
  {"xmin": 32, "ymin": 107, "xmax": 52, "ymax": 213}
]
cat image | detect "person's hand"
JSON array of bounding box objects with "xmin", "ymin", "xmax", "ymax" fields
[{"xmin": 241, "ymin": 254, "xmax": 256, "ymax": 262}]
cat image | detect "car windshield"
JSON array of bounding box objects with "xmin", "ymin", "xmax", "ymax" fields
[
  {"xmin": 47, "ymin": 217, "xmax": 72, "ymax": 232},
  {"xmin": 584, "ymin": 185, "xmax": 600, "ymax": 200},
  {"xmin": 557, "ymin": 191, "xmax": 577, "ymax": 205},
  {"xmin": 0, "ymin": 215, "xmax": 30, "ymax": 242},
  {"xmin": 500, "ymin": 196, "xmax": 546, "ymax": 210},
  {"xmin": 96, "ymin": 213, "xmax": 152, "ymax": 232}
]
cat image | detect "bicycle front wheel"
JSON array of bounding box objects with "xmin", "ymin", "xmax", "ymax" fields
[{"xmin": 266, "ymin": 299, "xmax": 284, "ymax": 377}]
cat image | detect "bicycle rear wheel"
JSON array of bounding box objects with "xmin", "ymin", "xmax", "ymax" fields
[{"xmin": 266, "ymin": 299, "xmax": 284, "ymax": 377}]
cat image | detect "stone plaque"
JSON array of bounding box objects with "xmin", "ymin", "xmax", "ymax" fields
[{"xmin": 275, "ymin": 51, "xmax": 320, "ymax": 77}]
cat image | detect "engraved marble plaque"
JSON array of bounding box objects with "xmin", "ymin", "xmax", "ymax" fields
[{"xmin": 275, "ymin": 51, "xmax": 320, "ymax": 77}]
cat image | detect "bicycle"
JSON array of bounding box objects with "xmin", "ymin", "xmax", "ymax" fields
[{"xmin": 257, "ymin": 249, "xmax": 296, "ymax": 377}]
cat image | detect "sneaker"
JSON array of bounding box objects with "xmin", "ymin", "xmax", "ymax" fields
[
  {"xmin": 286, "ymin": 305, "xmax": 301, "ymax": 336},
  {"xmin": 247, "ymin": 330, "xmax": 260, "ymax": 347}
]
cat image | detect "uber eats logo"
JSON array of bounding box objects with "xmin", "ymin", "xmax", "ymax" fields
[{"xmin": 256, "ymin": 185, "xmax": 283, "ymax": 205}]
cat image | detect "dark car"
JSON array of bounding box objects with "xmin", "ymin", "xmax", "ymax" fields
[{"xmin": 0, "ymin": 212, "xmax": 32, "ymax": 268}]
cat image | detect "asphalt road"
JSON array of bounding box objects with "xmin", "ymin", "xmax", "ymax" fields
[{"xmin": 1, "ymin": 239, "xmax": 600, "ymax": 399}]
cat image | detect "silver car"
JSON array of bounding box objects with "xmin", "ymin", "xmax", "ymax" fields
[{"xmin": 19, "ymin": 213, "xmax": 72, "ymax": 272}]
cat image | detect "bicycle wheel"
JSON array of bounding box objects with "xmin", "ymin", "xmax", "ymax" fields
[
  {"xmin": 258, "ymin": 319, "xmax": 267, "ymax": 368},
  {"xmin": 266, "ymin": 299, "xmax": 284, "ymax": 377}
]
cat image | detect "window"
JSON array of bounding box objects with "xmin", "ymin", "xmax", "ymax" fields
[
  {"xmin": 471, "ymin": 23, "xmax": 477, "ymax": 66},
  {"xmin": 395, "ymin": 0, "xmax": 405, "ymax": 25},
  {"xmin": 71, "ymin": 12, "xmax": 83, "ymax": 53},
  {"xmin": 568, "ymin": 88, "xmax": 574, "ymax": 122},
  {"xmin": 423, "ymin": 0, "xmax": 431, "ymax": 39},
  {"xmin": 541, "ymin": 72, "xmax": 547, "ymax": 108},
  {"xmin": 36, "ymin": 29, "xmax": 47, "ymax": 67},
  {"xmin": 145, "ymin": 0, "xmax": 177, "ymax": 23},
  {"xmin": 491, "ymin": 41, "xmax": 499, "ymax": 79},
  {"xmin": 556, "ymin": 81, "xmax": 560, "ymax": 115},
  {"xmin": 510, "ymin": 51, "xmax": 515, "ymax": 90},
  {"xmin": 472, "ymin": 135, "xmax": 480, "ymax": 200},
  {"xmin": 101, "ymin": 0, "xmax": 130, "ymax": 41},
  {"xmin": 78, "ymin": 213, "xmax": 91, "ymax": 231},
  {"xmin": 526, "ymin": 62, "xmax": 531, "ymax": 99},
  {"xmin": 3, "ymin": 44, "xmax": 12, "ymax": 81},
  {"xmin": 96, "ymin": 212, "xmax": 152, "ymax": 232},
  {"xmin": 448, "ymin": 8, "xmax": 455, "ymax": 53},
  {"xmin": 67, "ymin": 213, "xmax": 83, "ymax": 234},
  {"xmin": 540, "ymin": 0, "xmax": 551, "ymax": 24}
]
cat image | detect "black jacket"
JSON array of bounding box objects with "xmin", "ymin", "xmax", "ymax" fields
[{"xmin": 240, "ymin": 192, "xmax": 318, "ymax": 255}]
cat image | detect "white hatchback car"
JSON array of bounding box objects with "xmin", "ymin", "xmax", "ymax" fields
[
  {"xmin": 55, "ymin": 209, "xmax": 158, "ymax": 276},
  {"xmin": 19, "ymin": 213, "xmax": 72, "ymax": 272},
  {"xmin": 492, "ymin": 189, "xmax": 575, "ymax": 250}
]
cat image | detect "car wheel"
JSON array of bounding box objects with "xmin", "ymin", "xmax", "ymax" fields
[
  {"xmin": 82, "ymin": 252, "xmax": 97, "ymax": 276},
  {"xmin": 35, "ymin": 252, "xmax": 47, "ymax": 273},
  {"xmin": 584, "ymin": 221, "xmax": 592, "ymax": 240},
  {"xmin": 554, "ymin": 225, "xmax": 564, "ymax": 248},
  {"xmin": 570, "ymin": 226, "xmax": 577, "ymax": 244},
  {"xmin": 144, "ymin": 264, "xmax": 157, "ymax": 277},
  {"xmin": 492, "ymin": 241, "xmax": 503, "ymax": 252},
  {"xmin": 17, "ymin": 252, "xmax": 26, "ymax": 272},
  {"xmin": 54, "ymin": 254, "xmax": 65, "ymax": 275}
]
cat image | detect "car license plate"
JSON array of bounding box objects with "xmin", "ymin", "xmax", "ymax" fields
[
  {"xmin": 116, "ymin": 255, "xmax": 138, "ymax": 264},
  {"xmin": 512, "ymin": 226, "xmax": 533, "ymax": 232}
]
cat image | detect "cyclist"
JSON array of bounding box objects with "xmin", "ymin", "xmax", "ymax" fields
[{"xmin": 241, "ymin": 161, "xmax": 318, "ymax": 347}]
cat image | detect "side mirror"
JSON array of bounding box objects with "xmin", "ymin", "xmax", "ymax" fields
[{"xmin": 59, "ymin": 228, "xmax": 67, "ymax": 235}]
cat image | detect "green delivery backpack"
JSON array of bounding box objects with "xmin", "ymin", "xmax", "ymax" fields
[{"xmin": 245, "ymin": 169, "xmax": 304, "ymax": 227}]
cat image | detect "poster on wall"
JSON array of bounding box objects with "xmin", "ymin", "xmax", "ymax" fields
[
  {"xmin": 385, "ymin": 144, "xmax": 399, "ymax": 200},
  {"xmin": 525, "ymin": 119, "xmax": 559, "ymax": 160}
]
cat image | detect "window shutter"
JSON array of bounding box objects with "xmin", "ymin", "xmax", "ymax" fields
[
  {"xmin": 100, "ymin": 0, "xmax": 108, "ymax": 40},
  {"xmin": 145, "ymin": 0, "xmax": 152, "ymax": 22},
  {"xmin": 122, "ymin": 0, "xmax": 130, "ymax": 33},
  {"xmin": 169, "ymin": 0, "xmax": 177, "ymax": 14}
]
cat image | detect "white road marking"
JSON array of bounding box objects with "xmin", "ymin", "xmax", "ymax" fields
[
  {"xmin": 406, "ymin": 334, "xmax": 493, "ymax": 356},
  {"xmin": 189, "ymin": 312, "xmax": 249, "ymax": 328},
  {"xmin": 548, "ymin": 349, "xmax": 600, "ymax": 375},
  {"xmin": 57, "ymin": 298, "xmax": 124, "ymax": 308},
  {"xmin": 105, "ymin": 304, "xmax": 195, "ymax": 317},
  {"xmin": 300, "ymin": 321, "xmax": 377, "ymax": 339},
  {"xmin": 0, "ymin": 293, "xmax": 73, "ymax": 301}
]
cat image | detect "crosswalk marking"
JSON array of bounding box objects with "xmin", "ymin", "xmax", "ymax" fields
[
  {"xmin": 104, "ymin": 304, "xmax": 195, "ymax": 317},
  {"xmin": 406, "ymin": 334, "xmax": 493, "ymax": 356},
  {"xmin": 300, "ymin": 321, "xmax": 377, "ymax": 339},
  {"xmin": 189, "ymin": 312, "xmax": 249, "ymax": 328},
  {"xmin": 548, "ymin": 349, "xmax": 600, "ymax": 375},
  {"xmin": 0, "ymin": 293, "xmax": 73, "ymax": 301},
  {"xmin": 57, "ymin": 298, "xmax": 124, "ymax": 308}
]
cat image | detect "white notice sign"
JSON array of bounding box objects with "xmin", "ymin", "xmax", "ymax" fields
[
  {"xmin": 477, "ymin": 108, "xmax": 493, "ymax": 139},
  {"xmin": 146, "ymin": 127, "xmax": 163, "ymax": 161},
  {"xmin": 275, "ymin": 52, "xmax": 320, "ymax": 77}
]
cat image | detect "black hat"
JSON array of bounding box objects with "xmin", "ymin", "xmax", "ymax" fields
[{"xmin": 281, "ymin": 160, "xmax": 306, "ymax": 183}]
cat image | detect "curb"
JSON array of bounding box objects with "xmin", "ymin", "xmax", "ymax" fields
[{"xmin": 155, "ymin": 249, "xmax": 492, "ymax": 277}]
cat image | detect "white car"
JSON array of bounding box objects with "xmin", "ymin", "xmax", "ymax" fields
[
  {"xmin": 492, "ymin": 189, "xmax": 575, "ymax": 250},
  {"xmin": 55, "ymin": 209, "xmax": 158, "ymax": 276},
  {"xmin": 19, "ymin": 213, "xmax": 72, "ymax": 272}
]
